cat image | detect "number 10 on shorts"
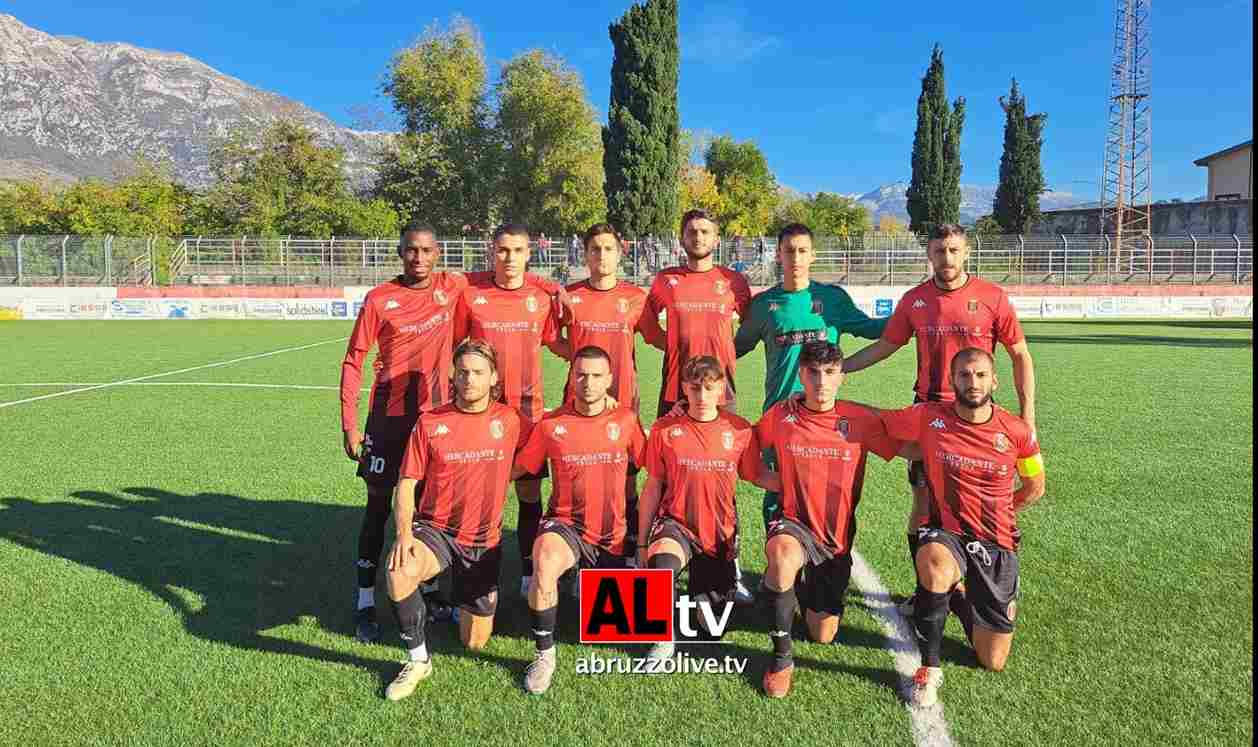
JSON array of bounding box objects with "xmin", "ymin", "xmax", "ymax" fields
[{"xmin": 578, "ymin": 569, "xmax": 674, "ymax": 643}]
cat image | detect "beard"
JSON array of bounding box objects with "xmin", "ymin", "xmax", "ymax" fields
[
  {"xmin": 958, "ymin": 390, "xmax": 992, "ymax": 408},
  {"xmin": 684, "ymin": 242, "xmax": 714, "ymax": 260}
]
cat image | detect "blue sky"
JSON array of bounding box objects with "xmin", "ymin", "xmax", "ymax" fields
[{"xmin": 8, "ymin": 0, "xmax": 1253, "ymax": 199}]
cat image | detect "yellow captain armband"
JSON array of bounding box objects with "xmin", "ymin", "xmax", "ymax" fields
[{"xmin": 1016, "ymin": 453, "xmax": 1044, "ymax": 478}]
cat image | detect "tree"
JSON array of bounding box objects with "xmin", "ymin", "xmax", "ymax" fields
[
  {"xmin": 905, "ymin": 45, "xmax": 966, "ymax": 233},
  {"xmin": 973, "ymin": 214, "xmax": 1003, "ymax": 238},
  {"xmin": 496, "ymin": 50, "xmax": 605, "ymax": 235},
  {"xmin": 992, "ymin": 79, "xmax": 1047, "ymax": 234},
  {"xmin": 878, "ymin": 214, "xmax": 910, "ymax": 234},
  {"xmin": 0, "ymin": 180, "xmax": 64, "ymax": 234},
  {"xmin": 772, "ymin": 192, "xmax": 870, "ymax": 237},
  {"xmin": 677, "ymin": 165, "xmax": 724, "ymax": 219},
  {"xmin": 602, "ymin": 0, "xmax": 680, "ymax": 237},
  {"xmin": 376, "ymin": 18, "xmax": 498, "ymax": 233},
  {"xmin": 704, "ymin": 136, "xmax": 779, "ymax": 236}
]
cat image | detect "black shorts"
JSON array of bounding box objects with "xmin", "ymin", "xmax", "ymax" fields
[
  {"xmin": 412, "ymin": 521, "xmax": 502, "ymax": 618},
  {"xmin": 917, "ymin": 527, "xmax": 1019, "ymax": 633},
  {"xmin": 767, "ymin": 516, "xmax": 852, "ymax": 617},
  {"xmin": 647, "ymin": 517, "xmax": 736, "ymax": 597},
  {"xmin": 539, "ymin": 518, "xmax": 626, "ymax": 570},
  {"xmin": 357, "ymin": 414, "xmax": 418, "ymax": 488}
]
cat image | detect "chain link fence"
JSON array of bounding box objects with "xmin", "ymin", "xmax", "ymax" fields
[{"xmin": 1, "ymin": 233, "xmax": 1251, "ymax": 287}]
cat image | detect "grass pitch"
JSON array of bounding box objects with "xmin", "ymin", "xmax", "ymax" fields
[{"xmin": 0, "ymin": 319, "xmax": 1252, "ymax": 745}]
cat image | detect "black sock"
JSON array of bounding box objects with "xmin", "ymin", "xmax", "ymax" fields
[
  {"xmin": 624, "ymin": 493, "xmax": 639, "ymax": 556},
  {"xmin": 914, "ymin": 590, "xmax": 950, "ymax": 668},
  {"xmin": 357, "ymin": 507, "xmax": 390, "ymax": 589},
  {"xmin": 531, "ymin": 605, "xmax": 559, "ymax": 652},
  {"xmin": 518, "ymin": 500, "xmax": 543, "ymax": 576},
  {"xmin": 392, "ymin": 588, "xmax": 427, "ymax": 654},
  {"xmin": 949, "ymin": 584, "xmax": 975, "ymax": 643},
  {"xmin": 764, "ymin": 586, "xmax": 796, "ymax": 672},
  {"xmin": 648, "ymin": 552, "xmax": 683, "ymax": 623}
]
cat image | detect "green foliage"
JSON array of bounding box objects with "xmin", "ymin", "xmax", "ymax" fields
[
  {"xmin": 992, "ymin": 79, "xmax": 1047, "ymax": 234},
  {"xmin": 906, "ymin": 44, "xmax": 966, "ymax": 233},
  {"xmin": 602, "ymin": 0, "xmax": 680, "ymax": 238},
  {"xmin": 704, "ymin": 136, "xmax": 778, "ymax": 236},
  {"xmin": 496, "ymin": 50, "xmax": 606, "ymax": 235},
  {"xmin": 0, "ymin": 180, "xmax": 67, "ymax": 233},
  {"xmin": 772, "ymin": 192, "xmax": 871, "ymax": 237},
  {"xmin": 973, "ymin": 214, "xmax": 1004, "ymax": 237}
]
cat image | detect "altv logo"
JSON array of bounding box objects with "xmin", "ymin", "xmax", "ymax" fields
[{"xmin": 578, "ymin": 569, "xmax": 734, "ymax": 643}]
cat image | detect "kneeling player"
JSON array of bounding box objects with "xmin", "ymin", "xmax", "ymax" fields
[
  {"xmin": 510, "ymin": 345, "xmax": 647, "ymax": 694},
  {"xmin": 383, "ymin": 340, "xmax": 526, "ymax": 701},
  {"xmin": 880, "ymin": 348, "xmax": 1045, "ymax": 707},
  {"xmin": 637, "ymin": 355, "xmax": 780, "ymax": 661},
  {"xmin": 755, "ymin": 341, "xmax": 912, "ymax": 697}
]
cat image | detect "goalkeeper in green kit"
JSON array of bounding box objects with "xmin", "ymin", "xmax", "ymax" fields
[{"xmin": 734, "ymin": 223, "xmax": 887, "ymax": 527}]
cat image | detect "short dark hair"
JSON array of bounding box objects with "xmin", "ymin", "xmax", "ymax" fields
[
  {"xmin": 950, "ymin": 347, "xmax": 994, "ymax": 374},
  {"xmin": 680, "ymin": 208, "xmax": 718, "ymax": 236},
  {"xmin": 491, "ymin": 222, "xmax": 530, "ymax": 244},
  {"xmin": 929, "ymin": 223, "xmax": 967, "ymax": 242},
  {"xmin": 573, "ymin": 345, "xmax": 611, "ymax": 367},
  {"xmin": 681, "ymin": 355, "xmax": 724, "ymax": 384},
  {"xmin": 799, "ymin": 340, "xmax": 843, "ymax": 368},
  {"xmin": 582, "ymin": 223, "xmax": 622, "ymax": 250},
  {"xmin": 777, "ymin": 223, "xmax": 813, "ymax": 245},
  {"xmin": 399, "ymin": 222, "xmax": 436, "ymax": 240}
]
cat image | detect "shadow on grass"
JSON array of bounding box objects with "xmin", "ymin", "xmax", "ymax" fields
[{"xmin": 0, "ymin": 486, "xmax": 532, "ymax": 692}]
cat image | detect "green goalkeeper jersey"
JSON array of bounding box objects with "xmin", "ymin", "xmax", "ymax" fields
[{"xmin": 734, "ymin": 281, "xmax": 886, "ymax": 411}]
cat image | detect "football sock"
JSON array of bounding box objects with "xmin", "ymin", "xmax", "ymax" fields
[
  {"xmin": 648, "ymin": 552, "xmax": 683, "ymax": 612},
  {"xmin": 624, "ymin": 493, "xmax": 639, "ymax": 556},
  {"xmin": 357, "ymin": 506, "xmax": 390, "ymax": 588},
  {"xmin": 914, "ymin": 590, "xmax": 950, "ymax": 668},
  {"xmin": 358, "ymin": 587, "xmax": 375, "ymax": 610},
  {"xmin": 518, "ymin": 500, "xmax": 543, "ymax": 577},
  {"xmin": 393, "ymin": 588, "xmax": 427, "ymax": 658},
  {"xmin": 531, "ymin": 605, "xmax": 558, "ymax": 652},
  {"xmin": 765, "ymin": 586, "xmax": 796, "ymax": 672},
  {"xmin": 408, "ymin": 643, "xmax": 429, "ymax": 662}
]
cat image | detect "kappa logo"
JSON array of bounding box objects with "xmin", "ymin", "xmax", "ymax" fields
[
  {"xmin": 606, "ymin": 422, "xmax": 621, "ymax": 441},
  {"xmin": 385, "ymin": 299, "xmax": 401, "ymax": 310},
  {"xmin": 722, "ymin": 432, "xmax": 735, "ymax": 451},
  {"xmin": 782, "ymin": 414, "xmax": 798, "ymax": 424},
  {"xmin": 967, "ymin": 298, "xmax": 979, "ymax": 314},
  {"xmin": 768, "ymin": 302, "xmax": 780, "ymax": 312},
  {"xmin": 993, "ymin": 433, "xmax": 1009, "ymax": 452},
  {"xmin": 553, "ymin": 424, "xmax": 568, "ymax": 438},
  {"xmin": 670, "ymin": 427, "xmax": 683, "ymax": 438},
  {"xmin": 489, "ymin": 419, "xmax": 505, "ymax": 440},
  {"xmin": 434, "ymin": 289, "xmax": 448, "ymax": 306},
  {"xmin": 473, "ymin": 296, "xmax": 489, "ymax": 305},
  {"xmin": 912, "ymin": 298, "xmax": 926, "ymax": 309},
  {"xmin": 433, "ymin": 424, "xmax": 450, "ymax": 437},
  {"xmin": 837, "ymin": 416, "xmax": 850, "ymax": 437},
  {"xmin": 929, "ymin": 418, "xmax": 947, "ymax": 430},
  {"xmin": 714, "ymin": 280, "xmax": 727, "ymax": 295},
  {"xmin": 526, "ymin": 295, "xmax": 539, "ymax": 313},
  {"xmin": 668, "ymin": 277, "xmax": 679, "ymax": 286}
]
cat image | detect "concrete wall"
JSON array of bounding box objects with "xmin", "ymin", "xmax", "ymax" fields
[
  {"xmin": 1033, "ymin": 199, "xmax": 1252, "ymax": 236},
  {"xmin": 1207, "ymin": 146, "xmax": 1252, "ymax": 200}
]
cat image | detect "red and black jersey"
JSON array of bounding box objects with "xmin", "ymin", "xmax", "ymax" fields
[
  {"xmin": 644, "ymin": 411, "xmax": 762, "ymax": 559},
  {"xmin": 560, "ymin": 280, "xmax": 661, "ymax": 413},
  {"xmin": 514, "ymin": 404, "xmax": 647, "ymax": 554},
  {"xmin": 398, "ymin": 401, "xmax": 527, "ymax": 549}
]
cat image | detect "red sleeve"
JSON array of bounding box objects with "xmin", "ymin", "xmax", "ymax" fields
[
  {"xmin": 644, "ymin": 426, "xmax": 667, "ymax": 480},
  {"xmin": 339, "ymin": 297, "xmax": 380, "ymax": 432},
  {"xmin": 634, "ymin": 297, "xmax": 666, "ymax": 348},
  {"xmin": 994, "ymin": 291, "xmax": 1025, "ymax": 347},
  {"xmin": 881, "ymin": 293, "xmax": 914, "ymax": 346},
  {"xmin": 541, "ymin": 298, "xmax": 560, "ymax": 345},
  {"xmin": 451, "ymin": 291, "xmax": 471, "ymax": 344},
  {"xmin": 736, "ymin": 426, "xmax": 764, "ymax": 481},
  {"xmin": 880, "ymin": 405, "xmax": 923, "ymax": 443},
  {"xmin": 627, "ymin": 414, "xmax": 648, "ymax": 468},
  {"xmin": 514, "ymin": 419, "xmax": 548, "ymax": 475},
  {"xmin": 646, "ymin": 276, "xmax": 666, "ymax": 318},
  {"xmin": 732, "ymin": 272, "xmax": 752, "ymax": 318},
  {"xmin": 515, "ymin": 410, "xmax": 534, "ymax": 454},
  {"xmin": 529, "ymin": 273, "xmax": 561, "ymax": 295},
  {"xmin": 857, "ymin": 411, "xmax": 903, "ymax": 462},
  {"xmin": 753, "ymin": 408, "xmax": 777, "ymax": 449},
  {"xmin": 398, "ymin": 421, "xmax": 429, "ymax": 481}
]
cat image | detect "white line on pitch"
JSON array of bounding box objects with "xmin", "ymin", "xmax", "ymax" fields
[
  {"xmin": 0, "ymin": 337, "xmax": 348, "ymax": 409},
  {"xmin": 849, "ymin": 550, "xmax": 954, "ymax": 747},
  {"xmin": 1, "ymin": 382, "xmax": 368, "ymax": 392}
]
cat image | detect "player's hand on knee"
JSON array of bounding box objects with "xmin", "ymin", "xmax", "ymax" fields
[
  {"xmin": 388, "ymin": 534, "xmax": 415, "ymax": 573},
  {"xmin": 343, "ymin": 430, "xmax": 363, "ymax": 461}
]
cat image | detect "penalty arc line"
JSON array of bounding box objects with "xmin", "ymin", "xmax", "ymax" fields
[
  {"xmin": 849, "ymin": 549, "xmax": 955, "ymax": 747},
  {"xmin": 0, "ymin": 337, "xmax": 349, "ymax": 409}
]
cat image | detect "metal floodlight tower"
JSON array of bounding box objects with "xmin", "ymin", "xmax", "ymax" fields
[{"xmin": 1099, "ymin": 0, "xmax": 1152, "ymax": 258}]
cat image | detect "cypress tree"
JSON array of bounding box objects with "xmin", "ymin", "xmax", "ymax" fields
[
  {"xmin": 602, "ymin": 0, "xmax": 680, "ymax": 238},
  {"xmin": 905, "ymin": 45, "xmax": 965, "ymax": 233},
  {"xmin": 992, "ymin": 78, "xmax": 1047, "ymax": 234}
]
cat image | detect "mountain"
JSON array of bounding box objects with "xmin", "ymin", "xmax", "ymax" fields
[
  {"xmin": 0, "ymin": 13, "xmax": 387, "ymax": 188},
  {"xmin": 849, "ymin": 182, "xmax": 1086, "ymax": 224}
]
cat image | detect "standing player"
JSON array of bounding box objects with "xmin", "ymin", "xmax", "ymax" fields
[
  {"xmin": 557, "ymin": 222, "xmax": 664, "ymax": 559},
  {"xmin": 645, "ymin": 208, "xmax": 754, "ymax": 603},
  {"xmin": 511, "ymin": 346, "xmax": 648, "ymax": 694},
  {"xmin": 734, "ymin": 222, "xmax": 887, "ymax": 529},
  {"xmin": 339, "ymin": 222, "xmax": 467, "ymax": 643},
  {"xmin": 843, "ymin": 223, "xmax": 1037, "ymax": 612},
  {"xmin": 452, "ymin": 223, "xmax": 569, "ymax": 597},
  {"xmin": 880, "ymin": 348, "xmax": 1045, "ymax": 707},
  {"xmin": 382, "ymin": 340, "xmax": 527, "ymax": 701},
  {"xmin": 637, "ymin": 356, "xmax": 781, "ymax": 661},
  {"xmin": 755, "ymin": 341, "xmax": 912, "ymax": 698}
]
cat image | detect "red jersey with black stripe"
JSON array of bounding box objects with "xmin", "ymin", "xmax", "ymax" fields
[
  {"xmin": 561, "ymin": 281, "xmax": 660, "ymax": 412},
  {"xmin": 645, "ymin": 266, "xmax": 750, "ymax": 404},
  {"xmin": 339, "ymin": 272, "xmax": 468, "ymax": 432},
  {"xmin": 754, "ymin": 400, "xmax": 902, "ymax": 555},
  {"xmin": 880, "ymin": 402, "xmax": 1040, "ymax": 550},
  {"xmin": 514, "ymin": 404, "xmax": 647, "ymax": 554},
  {"xmin": 452, "ymin": 273, "xmax": 560, "ymax": 422},
  {"xmin": 644, "ymin": 411, "xmax": 762, "ymax": 559},
  {"xmin": 881, "ymin": 277, "xmax": 1024, "ymax": 402},
  {"xmin": 398, "ymin": 402, "xmax": 526, "ymax": 548}
]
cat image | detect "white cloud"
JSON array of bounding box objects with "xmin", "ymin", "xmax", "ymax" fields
[{"xmin": 683, "ymin": 8, "xmax": 780, "ymax": 67}]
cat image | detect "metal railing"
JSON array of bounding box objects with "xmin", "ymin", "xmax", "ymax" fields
[{"xmin": 0, "ymin": 233, "xmax": 1251, "ymax": 287}]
